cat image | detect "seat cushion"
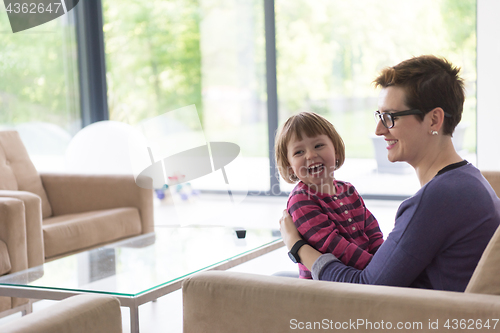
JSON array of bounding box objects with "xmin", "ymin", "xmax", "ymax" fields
[
  {"xmin": 465, "ymin": 225, "xmax": 500, "ymax": 295},
  {"xmin": 0, "ymin": 131, "xmax": 52, "ymax": 218},
  {"xmin": 43, "ymin": 208, "xmax": 142, "ymax": 258},
  {"xmin": 0, "ymin": 240, "xmax": 12, "ymax": 276}
]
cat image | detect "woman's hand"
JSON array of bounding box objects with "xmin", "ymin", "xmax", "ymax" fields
[{"xmin": 279, "ymin": 209, "xmax": 302, "ymax": 250}]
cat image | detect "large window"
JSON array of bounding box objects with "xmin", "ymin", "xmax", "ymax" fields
[
  {"xmin": 0, "ymin": 10, "xmax": 80, "ymax": 172},
  {"xmin": 1, "ymin": 1, "xmax": 477, "ymax": 197},
  {"xmin": 275, "ymin": 0, "xmax": 476, "ymax": 196},
  {"xmin": 103, "ymin": 0, "xmax": 268, "ymax": 191},
  {"xmin": 103, "ymin": 0, "xmax": 476, "ymax": 197}
]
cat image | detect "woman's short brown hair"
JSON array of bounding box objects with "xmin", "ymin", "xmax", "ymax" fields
[
  {"xmin": 373, "ymin": 55, "xmax": 465, "ymax": 135},
  {"xmin": 275, "ymin": 112, "xmax": 345, "ymax": 184}
]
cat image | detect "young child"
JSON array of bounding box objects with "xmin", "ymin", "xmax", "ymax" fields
[{"xmin": 275, "ymin": 111, "xmax": 384, "ymax": 279}]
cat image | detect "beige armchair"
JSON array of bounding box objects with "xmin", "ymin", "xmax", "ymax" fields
[
  {"xmin": 0, "ymin": 295, "xmax": 122, "ymax": 333},
  {"xmin": 183, "ymin": 225, "xmax": 500, "ymax": 333},
  {"xmin": 0, "ymin": 130, "xmax": 153, "ymax": 312},
  {"xmin": 182, "ymin": 171, "xmax": 500, "ymax": 333}
]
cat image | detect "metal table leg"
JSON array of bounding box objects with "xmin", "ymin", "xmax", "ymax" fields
[{"xmin": 130, "ymin": 305, "xmax": 140, "ymax": 333}]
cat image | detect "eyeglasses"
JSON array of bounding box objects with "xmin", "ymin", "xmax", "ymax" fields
[
  {"xmin": 373, "ymin": 109, "xmax": 423, "ymax": 129},
  {"xmin": 374, "ymin": 109, "xmax": 453, "ymax": 129}
]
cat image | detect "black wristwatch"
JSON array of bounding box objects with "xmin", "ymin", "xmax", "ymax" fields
[{"xmin": 288, "ymin": 240, "xmax": 308, "ymax": 264}]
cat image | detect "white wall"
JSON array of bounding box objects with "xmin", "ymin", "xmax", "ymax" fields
[{"xmin": 477, "ymin": 0, "xmax": 500, "ymax": 170}]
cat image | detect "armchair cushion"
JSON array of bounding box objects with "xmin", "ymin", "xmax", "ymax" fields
[
  {"xmin": 0, "ymin": 131, "xmax": 52, "ymax": 218},
  {"xmin": 40, "ymin": 173, "xmax": 154, "ymax": 234},
  {"xmin": 43, "ymin": 207, "xmax": 142, "ymax": 259},
  {"xmin": 40, "ymin": 173, "xmax": 153, "ymax": 258}
]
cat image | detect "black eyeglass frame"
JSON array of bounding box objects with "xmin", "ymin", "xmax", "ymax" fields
[{"xmin": 374, "ymin": 109, "xmax": 452, "ymax": 129}]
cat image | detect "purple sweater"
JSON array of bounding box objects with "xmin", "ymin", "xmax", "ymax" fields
[{"xmin": 312, "ymin": 163, "xmax": 500, "ymax": 292}]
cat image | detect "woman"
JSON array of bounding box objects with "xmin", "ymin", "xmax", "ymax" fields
[{"xmin": 279, "ymin": 55, "xmax": 500, "ymax": 292}]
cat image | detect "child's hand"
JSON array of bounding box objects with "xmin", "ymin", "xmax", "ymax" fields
[{"xmin": 279, "ymin": 209, "xmax": 302, "ymax": 250}]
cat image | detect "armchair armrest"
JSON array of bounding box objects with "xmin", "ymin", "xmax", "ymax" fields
[
  {"xmin": 40, "ymin": 173, "xmax": 154, "ymax": 233},
  {"xmin": 183, "ymin": 271, "xmax": 500, "ymax": 333},
  {"xmin": 0, "ymin": 294, "xmax": 122, "ymax": 333},
  {"xmin": 0, "ymin": 191, "xmax": 44, "ymax": 267},
  {"xmin": 0, "ymin": 197, "xmax": 30, "ymax": 308},
  {"xmin": 0, "ymin": 197, "xmax": 28, "ymax": 274}
]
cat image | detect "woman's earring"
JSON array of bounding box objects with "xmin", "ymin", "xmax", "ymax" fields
[{"xmin": 431, "ymin": 130, "xmax": 438, "ymax": 135}]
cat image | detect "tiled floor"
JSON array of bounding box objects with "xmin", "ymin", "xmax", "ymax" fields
[{"xmin": 0, "ymin": 196, "xmax": 402, "ymax": 332}]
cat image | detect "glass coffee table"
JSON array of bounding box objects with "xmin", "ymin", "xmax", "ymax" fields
[{"xmin": 0, "ymin": 226, "xmax": 283, "ymax": 332}]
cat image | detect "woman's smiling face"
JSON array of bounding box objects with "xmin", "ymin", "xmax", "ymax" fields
[{"xmin": 375, "ymin": 86, "xmax": 430, "ymax": 167}]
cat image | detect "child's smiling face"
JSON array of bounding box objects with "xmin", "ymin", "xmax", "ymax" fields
[{"xmin": 286, "ymin": 133, "xmax": 337, "ymax": 194}]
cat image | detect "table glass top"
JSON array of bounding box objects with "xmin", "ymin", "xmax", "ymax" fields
[{"xmin": 0, "ymin": 226, "xmax": 282, "ymax": 297}]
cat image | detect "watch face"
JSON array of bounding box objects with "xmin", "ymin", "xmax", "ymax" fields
[{"xmin": 288, "ymin": 251, "xmax": 299, "ymax": 263}]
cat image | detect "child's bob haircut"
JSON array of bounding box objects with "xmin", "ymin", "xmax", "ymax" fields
[{"xmin": 275, "ymin": 111, "xmax": 345, "ymax": 184}]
